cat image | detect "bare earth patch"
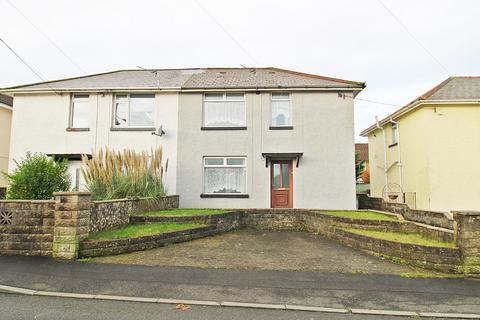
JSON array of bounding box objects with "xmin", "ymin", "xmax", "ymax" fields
[{"xmin": 91, "ymin": 229, "xmax": 419, "ymax": 274}]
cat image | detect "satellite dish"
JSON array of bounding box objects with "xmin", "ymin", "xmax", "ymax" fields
[
  {"xmin": 151, "ymin": 125, "xmax": 165, "ymax": 137},
  {"xmin": 382, "ymin": 183, "xmax": 403, "ymax": 203}
]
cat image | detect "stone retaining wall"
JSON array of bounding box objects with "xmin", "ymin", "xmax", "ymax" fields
[
  {"xmin": 80, "ymin": 225, "xmax": 218, "ymax": 257},
  {"xmin": 131, "ymin": 211, "xmax": 242, "ymax": 233},
  {"xmin": 330, "ymin": 228, "xmax": 462, "ymax": 273},
  {"xmin": 0, "ymin": 193, "xmax": 179, "ymax": 259},
  {"xmin": 133, "ymin": 209, "xmax": 454, "ymax": 243},
  {"xmin": 357, "ymin": 193, "xmax": 453, "ymax": 229},
  {"xmin": 90, "ymin": 196, "xmax": 179, "ymax": 234},
  {"xmin": 0, "ymin": 200, "xmax": 55, "ymax": 256}
]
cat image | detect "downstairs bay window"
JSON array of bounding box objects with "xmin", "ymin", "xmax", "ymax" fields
[{"xmin": 203, "ymin": 157, "xmax": 247, "ymax": 195}]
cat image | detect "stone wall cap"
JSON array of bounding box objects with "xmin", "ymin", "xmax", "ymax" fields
[
  {"xmin": 452, "ymin": 210, "xmax": 480, "ymax": 216},
  {"xmin": 53, "ymin": 192, "xmax": 92, "ymax": 196},
  {"xmin": 0, "ymin": 199, "xmax": 56, "ymax": 203}
]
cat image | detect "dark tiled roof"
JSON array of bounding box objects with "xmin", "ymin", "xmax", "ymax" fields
[
  {"xmin": 361, "ymin": 77, "xmax": 480, "ymax": 136},
  {"xmin": 2, "ymin": 67, "xmax": 365, "ymax": 92},
  {"xmin": 0, "ymin": 93, "xmax": 13, "ymax": 106}
]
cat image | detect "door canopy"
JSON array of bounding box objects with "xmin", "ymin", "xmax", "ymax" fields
[{"xmin": 261, "ymin": 153, "xmax": 303, "ymax": 168}]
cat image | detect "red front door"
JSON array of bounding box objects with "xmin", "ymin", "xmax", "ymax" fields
[{"xmin": 270, "ymin": 160, "xmax": 293, "ymax": 208}]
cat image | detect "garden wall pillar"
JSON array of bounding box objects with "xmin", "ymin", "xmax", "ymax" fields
[
  {"xmin": 52, "ymin": 192, "xmax": 92, "ymax": 260},
  {"xmin": 453, "ymin": 211, "xmax": 480, "ymax": 275}
]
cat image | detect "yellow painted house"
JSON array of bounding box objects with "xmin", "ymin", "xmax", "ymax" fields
[
  {"xmin": 361, "ymin": 77, "xmax": 480, "ymax": 213},
  {"xmin": 0, "ymin": 94, "xmax": 13, "ymax": 198}
]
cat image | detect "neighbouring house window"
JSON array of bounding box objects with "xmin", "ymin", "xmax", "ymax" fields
[
  {"xmin": 203, "ymin": 157, "xmax": 246, "ymax": 194},
  {"xmin": 70, "ymin": 94, "xmax": 90, "ymax": 128},
  {"xmin": 271, "ymin": 92, "xmax": 291, "ymax": 127},
  {"xmin": 203, "ymin": 92, "xmax": 246, "ymax": 127},
  {"xmin": 391, "ymin": 123, "xmax": 398, "ymax": 144},
  {"xmin": 114, "ymin": 94, "xmax": 155, "ymax": 128}
]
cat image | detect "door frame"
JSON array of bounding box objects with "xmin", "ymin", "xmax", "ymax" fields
[{"xmin": 270, "ymin": 159, "xmax": 293, "ymax": 208}]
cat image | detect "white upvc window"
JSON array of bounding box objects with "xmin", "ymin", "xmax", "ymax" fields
[
  {"xmin": 271, "ymin": 92, "xmax": 292, "ymax": 127},
  {"xmin": 114, "ymin": 94, "xmax": 155, "ymax": 128},
  {"xmin": 391, "ymin": 123, "xmax": 398, "ymax": 144},
  {"xmin": 203, "ymin": 157, "xmax": 247, "ymax": 194},
  {"xmin": 70, "ymin": 94, "xmax": 90, "ymax": 128},
  {"xmin": 203, "ymin": 92, "xmax": 246, "ymax": 127}
]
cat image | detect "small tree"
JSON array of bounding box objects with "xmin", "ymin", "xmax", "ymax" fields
[{"xmin": 4, "ymin": 152, "xmax": 71, "ymax": 200}]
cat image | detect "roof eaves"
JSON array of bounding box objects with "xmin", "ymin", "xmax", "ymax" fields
[
  {"xmin": 0, "ymin": 69, "xmax": 132, "ymax": 91},
  {"xmin": 270, "ymin": 67, "xmax": 366, "ymax": 87},
  {"xmin": 0, "ymin": 93, "xmax": 13, "ymax": 106},
  {"xmin": 359, "ymin": 77, "xmax": 456, "ymax": 137}
]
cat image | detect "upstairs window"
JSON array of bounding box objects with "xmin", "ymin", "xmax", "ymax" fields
[
  {"xmin": 114, "ymin": 94, "xmax": 155, "ymax": 128},
  {"xmin": 271, "ymin": 92, "xmax": 291, "ymax": 127},
  {"xmin": 391, "ymin": 123, "xmax": 398, "ymax": 144},
  {"xmin": 203, "ymin": 157, "xmax": 246, "ymax": 194},
  {"xmin": 203, "ymin": 92, "xmax": 246, "ymax": 127},
  {"xmin": 70, "ymin": 94, "xmax": 90, "ymax": 129}
]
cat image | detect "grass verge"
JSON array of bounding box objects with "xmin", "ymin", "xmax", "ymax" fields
[
  {"xmin": 341, "ymin": 227, "xmax": 456, "ymax": 248},
  {"xmin": 320, "ymin": 210, "xmax": 397, "ymax": 221},
  {"xmin": 141, "ymin": 209, "xmax": 230, "ymax": 217},
  {"xmin": 86, "ymin": 223, "xmax": 205, "ymax": 241},
  {"xmin": 400, "ymin": 272, "xmax": 464, "ymax": 279}
]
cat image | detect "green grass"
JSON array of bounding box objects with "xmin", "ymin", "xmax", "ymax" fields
[
  {"xmin": 86, "ymin": 223, "xmax": 204, "ymax": 241},
  {"xmin": 400, "ymin": 272, "xmax": 464, "ymax": 279},
  {"xmin": 141, "ymin": 208, "xmax": 230, "ymax": 217},
  {"xmin": 341, "ymin": 227, "xmax": 456, "ymax": 248},
  {"xmin": 320, "ymin": 210, "xmax": 397, "ymax": 221}
]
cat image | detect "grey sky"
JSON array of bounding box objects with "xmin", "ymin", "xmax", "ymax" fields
[{"xmin": 1, "ymin": 0, "xmax": 479, "ymax": 141}]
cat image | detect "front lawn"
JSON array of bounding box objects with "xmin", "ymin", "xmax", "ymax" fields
[
  {"xmin": 341, "ymin": 227, "xmax": 456, "ymax": 248},
  {"xmin": 141, "ymin": 208, "xmax": 230, "ymax": 217},
  {"xmin": 86, "ymin": 223, "xmax": 205, "ymax": 241},
  {"xmin": 320, "ymin": 210, "xmax": 397, "ymax": 221}
]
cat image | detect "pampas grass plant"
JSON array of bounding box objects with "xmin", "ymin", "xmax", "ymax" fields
[{"xmin": 82, "ymin": 148, "xmax": 168, "ymax": 201}]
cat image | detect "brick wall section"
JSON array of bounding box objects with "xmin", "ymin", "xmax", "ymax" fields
[
  {"xmin": 0, "ymin": 200, "xmax": 55, "ymax": 256},
  {"xmin": 453, "ymin": 211, "xmax": 480, "ymax": 275},
  {"xmin": 52, "ymin": 192, "xmax": 91, "ymax": 260},
  {"xmin": 357, "ymin": 193, "xmax": 453, "ymax": 229},
  {"xmin": 90, "ymin": 195, "xmax": 179, "ymax": 234}
]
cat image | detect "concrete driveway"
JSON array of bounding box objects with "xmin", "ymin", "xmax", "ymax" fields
[{"xmin": 91, "ymin": 229, "xmax": 417, "ymax": 275}]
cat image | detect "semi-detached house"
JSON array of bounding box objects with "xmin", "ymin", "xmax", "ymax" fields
[{"xmin": 2, "ymin": 68, "xmax": 365, "ymax": 209}]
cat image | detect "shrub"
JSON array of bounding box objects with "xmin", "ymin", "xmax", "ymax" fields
[
  {"xmin": 4, "ymin": 152, "xmax": 71, "ymax": 200},
  {"xmin": 82, "ymin": 148, "xmax": 167, "ymax": 201}
]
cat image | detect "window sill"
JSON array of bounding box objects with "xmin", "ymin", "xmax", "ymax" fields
[
  {"xmin": 201, "ymin": 126, "xmax": 247, "ymax": 131},
  {"xmin": 269, "ymin": 126, "xmax": 293, "ymax": 130},
  {"xmin": 388, "ymin": 142, "xmax": 398, "ymax": 148},
  {"xmin": 66, "ymin": 128, "xmax": 90, "ymax": 132},
  {"xmin": 110, "ymin": 127, "xmax": 156, "ymax": 132},
  {"xmin": 200, "ymin": 193, "xmax": 249, "ymax": 198}
]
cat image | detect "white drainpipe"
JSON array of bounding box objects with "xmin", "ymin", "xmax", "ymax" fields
[
  {"xmin": 390, "ymin": 118, "xmax": 403, "ymax": 202},
  {"xmin": 376, "ymin": 116, "xmax": 388, "ymax": 187}
]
